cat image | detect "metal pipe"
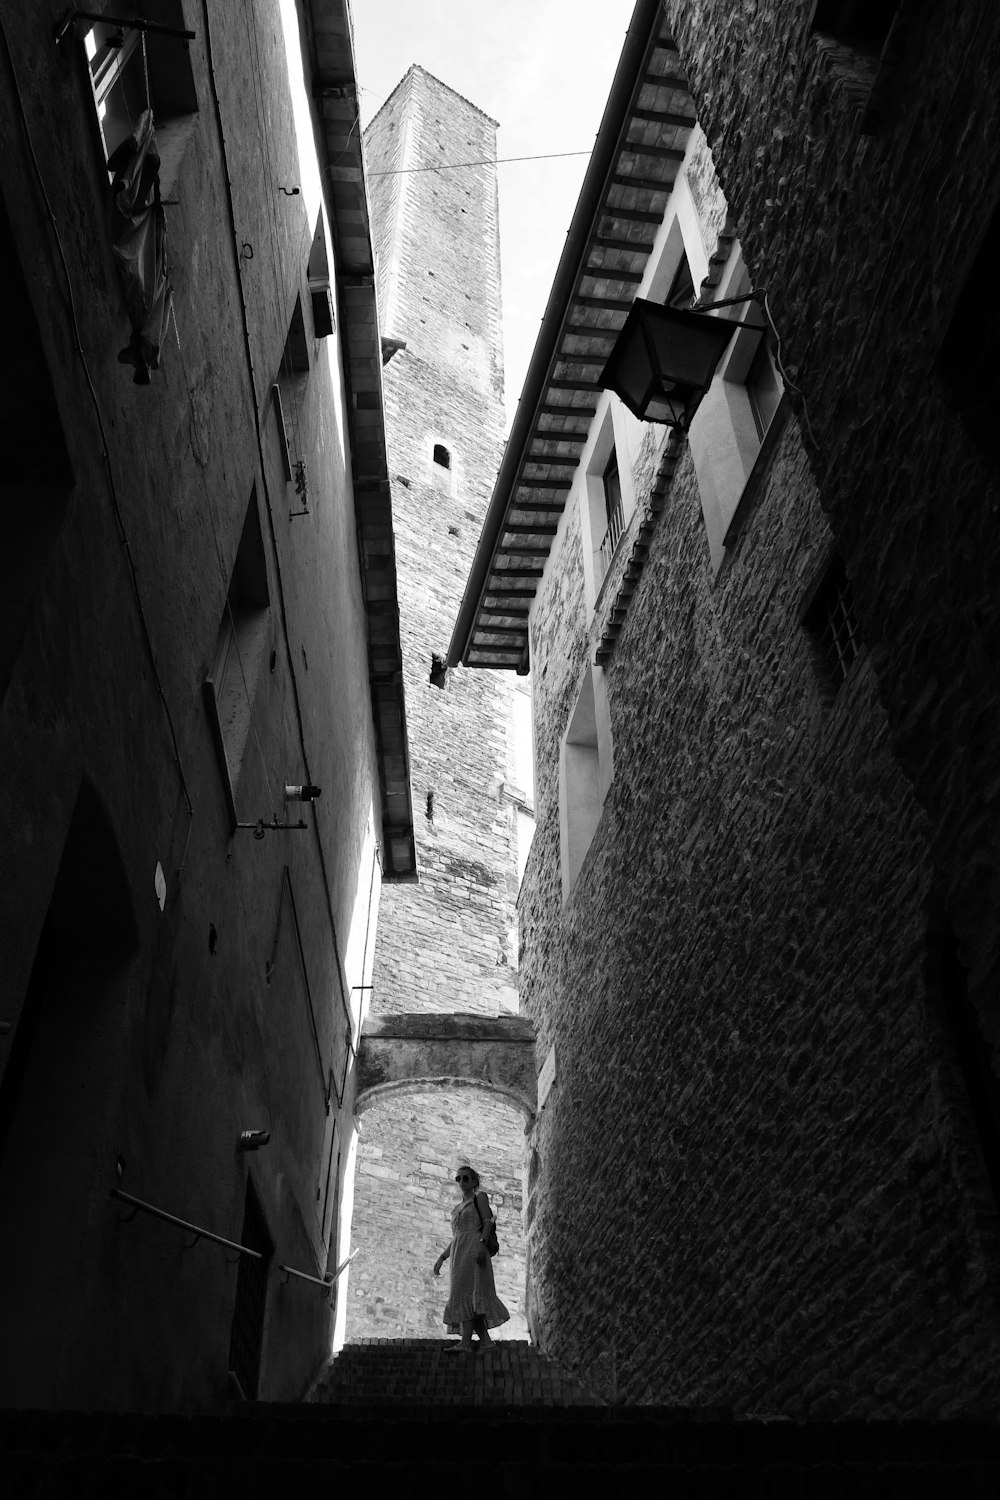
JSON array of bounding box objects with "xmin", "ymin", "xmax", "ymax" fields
[
  {"xmin": 279, "ymin": 1265, "xmax": 333, "ymax": 1289},
  {"xmin": 330, "ymin": 1247, "xmax": 359, "ymax": 1280},
  {"xmin": 111, "ymin": 1188, "xmax": 263, "ymax": 1259},
  {"xmin": 56, "ymin": 9, "xmax": 196, "ymax": 44},
  {"xmin": 277, "ymin": 1247, "xmax": 358, "ymax": 1289}
]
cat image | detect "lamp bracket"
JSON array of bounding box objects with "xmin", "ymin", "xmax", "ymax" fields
[
  {"xmin": 689, "ymin": 291, "xmax": 764, "ymax": 313},
  {"xmin": 686, "ymin": 293, "xmax": 767, "ymax": 334}
]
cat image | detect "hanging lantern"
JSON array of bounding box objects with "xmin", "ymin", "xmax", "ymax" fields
[{"xmin": 600, "ymin": 298, "xmax": 738, "ymax": 428}]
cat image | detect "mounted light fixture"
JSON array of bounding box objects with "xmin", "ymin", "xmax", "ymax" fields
[
  {"xmin": 285, "ymin": 783, "xmax": 321, "ymax": 802},
  {"xmin": 238, "ymin": 1129, "xmax": 271, "ymax": 1152},
  {"xmin": 600, "ymin": 296, "xmax": 763, "ymax": 429}
]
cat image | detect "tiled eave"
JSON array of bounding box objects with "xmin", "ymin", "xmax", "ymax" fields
[
  {"xmin": 447, "ymin": 0, "xmax": 692, "ymax": 672},
  {"xmin": 304, "ymin": 0, "xmax": 416, "ymax": 879}
]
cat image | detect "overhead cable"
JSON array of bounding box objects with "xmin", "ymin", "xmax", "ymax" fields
[{"xmin": 368, "ymin": 149, "xmax": 592, "ymax": 176}]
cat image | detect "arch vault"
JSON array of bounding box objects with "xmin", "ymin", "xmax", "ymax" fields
[{"xmin": 355, "ymin": 1013, "xmax": 537, "ymax": 1122}]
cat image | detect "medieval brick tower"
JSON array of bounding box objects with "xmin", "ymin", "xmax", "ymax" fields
[
  {"xmin": 366, "ymin": 67, "xmax": 520, "ymax": 1019},
  {"xmin": 344, "ymin": 69, "xmax": 530, "ymax": 1340}
]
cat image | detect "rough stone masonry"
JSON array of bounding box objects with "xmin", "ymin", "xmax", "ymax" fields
[{"xmin": 345, "ymin": 68, "xmax": 529, "ymax": 1342}]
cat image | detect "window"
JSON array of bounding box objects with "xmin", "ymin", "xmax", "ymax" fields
[
  {"xmin": 281, "ymin": 295, "xmax": 310, "ymax": 377},
  {"xmin": 745, "ymin": 333, "xmax": 783, "ymax": 442},
  {"xmin": 559, "ymin": 666, "xmax": 613, "ymax": 901},
  {"xmin": 686, "ymin": 271, "xmax": 785, "ymax": 572},
  {"xmin": 811, "ymin": 0, "xmax": 897, "ymax": 53},
  {"xmin": 274, "ymin": 298, "xmax": 311, "ymax": 502},
  {"xmin": 634, "ymin": 194, "xmax": 787, "ymax": 570},
  {"xmin": 228, "ymin": 1180, "xmax": 273, "ymax": 1400},
  {"xmin": 810, "ymin": 1, "xmax": 906, "ymax": 132},
  {"xmin": 937, "ymin": 203, "xmax": 1000, "ymax": 466},
  {"xmin": 599, "ymin": 450, "xmax": 626, "ymax": 578},
  {"xmin": 801, "ymin": 552, "xmax": 862, "ymax": 698},
  {"xmin": 307, "ymin": 214, "xmax": 335, "ymax": 339},
  {"xmin": 433, "ymin": 443, "xmax": 451, "ymax": 470},
  {"xmin": 82, "ymin": 4, "xmax": 197, "ymax": 171},
  {"xmin": 511, "ymin": 679, "xmax": 536, "ymax": 884},
  {"xmin": 204, "ymin": 492, "xmax": 271, "ymax": 819},
  {"xmin": 85, "ymin": 24, "xmax": 147, "ymax": 161},
  {"xmin": 583, "ymin": 405, "xmax": 638, "ymax": 603},
  {"xmin": 511, "ymin": 679, "xmax": 535, "ymax": 804},
  {"xmin": 666, "ymin": 253, "xmax": 695, "ymax": 311}
]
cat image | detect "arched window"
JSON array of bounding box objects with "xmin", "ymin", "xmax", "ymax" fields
[{"xmin": 433, "ymin": 443, "xmax": 451, "ymax": 470}]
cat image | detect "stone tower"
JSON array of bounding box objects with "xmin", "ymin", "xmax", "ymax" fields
[
  {"xmin": 366, "ymin": 67, "xmax": 522, "ymax": 1018},
  {"xmin": 343, "ymin": 70, "xmax": 530, "ymax": 1341}
]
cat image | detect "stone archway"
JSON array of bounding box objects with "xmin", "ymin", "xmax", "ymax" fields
[
  {"xmin": 355, "ymin": 1012, "xmax": 537, "ymax": 1122},
  {"xmin": 344, "ymin": 1078, "xmax": 531, "ymax": 1344}
]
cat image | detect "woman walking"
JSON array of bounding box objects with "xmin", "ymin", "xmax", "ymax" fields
[{"xmin": 433, "ymin": 1164, "xmax": 509, "ymax": 1353}]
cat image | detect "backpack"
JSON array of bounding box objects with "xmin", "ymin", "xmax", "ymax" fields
[{"xmin": 473, "ymin": 1192, "xmax": 499, "ymax": 1257}]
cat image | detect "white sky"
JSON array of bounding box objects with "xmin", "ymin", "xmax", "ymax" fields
[{"xmin": 351, "ymin": 0, "xmax": 636, "ymax": 426}]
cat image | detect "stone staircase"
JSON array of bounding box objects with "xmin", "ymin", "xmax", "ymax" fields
[
  {"xmin": 4, "ymin": 1338, "xmax": 1000, "ymax": 1494},
  {"xmin": 307, "ymin": 1336, "xmax": 602, "ymax": 1407}
]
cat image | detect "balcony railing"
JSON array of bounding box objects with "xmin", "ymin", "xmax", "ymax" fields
[{"xmin": 598, "ymin": 495, "xmax": 626, "ymax": 581}]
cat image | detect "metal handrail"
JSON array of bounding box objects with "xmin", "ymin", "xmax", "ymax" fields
[
  {"xmin": 111, "ymin": 1188, "xmax": 262, "ymax": 1259},
  {"xmin": 278, "ymin": 1247, "xmax": 358, "ymax": 1292},
  {"xmin": 279, "ymin": 1265, "xmax": 332, "ymax": 1289},
  {"xmin": 331, "ymin": 1246, "xmax": 359, "ymax": 1280},
  {"xmin": 112, "ymin": 1187, "xmax": 359, "ymax": 1292}
]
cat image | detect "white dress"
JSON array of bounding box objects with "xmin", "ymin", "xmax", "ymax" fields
[{"xmin": 442, "ymin": 1192, "xmax": 510, "ymax": 1332}]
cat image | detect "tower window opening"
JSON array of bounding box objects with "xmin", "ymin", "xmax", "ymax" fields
[
  {"xmin": 433, "ymin": 444, "xmax": 451, "ymax": 470},
  {"xmin": 811, "ymin": 0, "xmax": 898, "ymax": 53}
]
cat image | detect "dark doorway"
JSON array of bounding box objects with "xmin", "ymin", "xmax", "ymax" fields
[
  {"xmin": 0, "ymin": 780, "xmax": 137, "ymax": 1405},
  {"xmin": 229, "ymin": 1179, "xmax": 274, "ymax": 1399},
  {"xmin": 936, "ymin": 200, "xmax": 1000, "ymax": 466},
  {"xmin": 930, "ymin": 917, "xmax": 1000, "ymax": 1214}
]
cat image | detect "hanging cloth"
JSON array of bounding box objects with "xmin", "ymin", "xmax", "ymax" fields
[{"xmin": 107, "ymin": 107, "xmax": 173, "ymax": 384}]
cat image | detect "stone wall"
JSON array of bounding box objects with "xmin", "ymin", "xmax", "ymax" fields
[
  {"xmin": 0, "ymin": 0, "xmax": 382, "ymax": 1410},
  {"xmin": 511, "ymin": 0, "xmax": 1000, "ymax": 1418},
  {"xmin": 661, "ymin": 0, "xmax": 1000, "ymax": 1059},
  {"xmin": 518, "ymin": 99, "xmax": 1000, "ymax": 1402},
  {"xmin": 346, "ymin": 1088, "xmax": 529, "ymax": 1341}
]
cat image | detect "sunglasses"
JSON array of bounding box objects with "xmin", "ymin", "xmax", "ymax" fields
[{"xmin": 456, "ymin": 1173, "xmax": 473, "ymax": 1183}]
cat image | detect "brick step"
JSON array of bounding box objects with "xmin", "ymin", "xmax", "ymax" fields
[
  {"xmin": 7, "ymin": 1407, "xmax": 1000, "ymax": 1464},
  {"xmin": 307, "ymin": 1337, "xmax": 601, "ymax": 1408},
  {"xmin": 3, "ymin": 1448, "xmax": 1000, "ymax": 1499},
  {"xmin": 4, "ymin": 1410, "xmax": 1000, "ymax": 1497}
]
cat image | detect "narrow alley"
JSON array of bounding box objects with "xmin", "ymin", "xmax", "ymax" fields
[{"xmin": 2, "ymin": 0, "xmax": 1000, "ymax": 1492}]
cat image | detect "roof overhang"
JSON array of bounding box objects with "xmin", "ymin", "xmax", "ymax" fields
[
  {"xmin": 447, "ymin": 0, "xmax": 693, "ymax": 671},
  {"xmin": 303, "ymin": 0, "xmax": 416, "ymax": 879}
]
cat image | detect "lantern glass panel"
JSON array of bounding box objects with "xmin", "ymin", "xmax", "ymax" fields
[
  {"xmin": 609, "ymin": 326, "xmax": 655, "ymax": 416},
  {"xmin": 646, "ymin": 311, "xmax": 734, "ymax": 391},
  {"xmin": 601, "ymin": 300, "xmax": 738, "ymax": 426}
]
